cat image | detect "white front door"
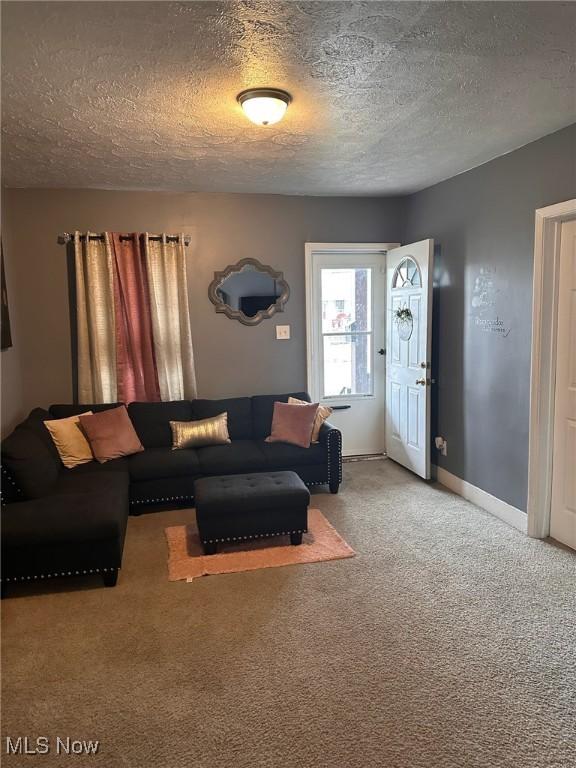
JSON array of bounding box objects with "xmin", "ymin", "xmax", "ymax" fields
[
  {"xmin": 385, "ymin": 239, "xmax": 434, "ymax": 479},
  {"xmin": 550, "ymin": 220, "xmax": 576, "ymax": 549},
  {"xmin": 306, "ymin": 244, "xmax": 396, "ymax": 456}
]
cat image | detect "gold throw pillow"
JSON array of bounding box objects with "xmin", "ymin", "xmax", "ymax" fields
[
  {"xmin": 44, "ymin": 411, "xmax": 94, "ymax": 468},
  {"xmin": 170, "ymin": 412, "xmax": 231, "ymax": 450},
  {"xmin": 288, "ymin": 397, "xmax": 333, "ymax": 443}
]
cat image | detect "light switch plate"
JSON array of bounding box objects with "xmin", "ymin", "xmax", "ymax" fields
[{"xmin": 276, "ymin": 325, "xmax": 290, "ymax": 340}]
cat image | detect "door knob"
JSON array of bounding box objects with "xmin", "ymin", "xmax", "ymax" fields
[
  {"xmin": 378, "ymin": 348, "xmax": 385, "ymax": 356},
  {"xmin": 415, "ymin": 378, "xmax": 428, "ymax": 386}
]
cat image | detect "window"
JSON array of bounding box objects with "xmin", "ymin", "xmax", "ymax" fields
[
  {"xmin": 392, "ymin": 257, "xmax": 421, "ymax": 288},
  {"xmin": 320, "ymin": 268, "xmax": 372, "ymax": 397}
]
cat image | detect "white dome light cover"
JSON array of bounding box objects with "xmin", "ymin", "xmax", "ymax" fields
[{"xmin": 237, "ymin": 88, "xmax": 292, "ymax": 127}]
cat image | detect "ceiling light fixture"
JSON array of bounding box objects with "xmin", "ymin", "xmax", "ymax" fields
[{"xmin": 237, "ymin": 88, "xmax": 292, "ymax": 127}]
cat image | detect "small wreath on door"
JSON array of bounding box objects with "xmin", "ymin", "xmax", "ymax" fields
[{"xmin": 394, "ymin": 306, "xmax": 413, "ymax": 341}]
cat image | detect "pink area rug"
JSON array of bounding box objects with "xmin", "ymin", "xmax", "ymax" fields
[{"xmin": 165, "ymin": 508, "xmax": 355, "ymax": 582}]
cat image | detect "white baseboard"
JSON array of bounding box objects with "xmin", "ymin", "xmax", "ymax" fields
[{"xmin": 435, "ymin": 466, "xmax": 528, "ymax": 534}]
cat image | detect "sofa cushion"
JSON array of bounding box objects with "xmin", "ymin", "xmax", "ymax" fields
[
  {"xmin": 49, "ymin": 403, "xmax": 123, "ymax": 419},
  {"xmin": 51, "ymin": 467, "xmax": 129, "ymax": 498},
  {"xmin": 1, "ymin": 421, "xmax": 60, "ymax": 499},
  {"xmin": 196, "ymin": 440, "xmax": 267, "ymax": 475},
  {"xmin": 127, "ymin": 447, "xmax": 201, "ymax": 482},
  {"xmin": 251, "ymin": 392, "xmax": 310, "ymax": 439},
  {"xmin": 2, "ymin": 479, "xmax": 128, "ymax": 548},
  {"xmin": 192, "ymin": 398, "xmax": 252, "ymax": 440},
  {"xmin": 128, "ymin": 401, "xmax": 193, "ymax": 449},
  {"xmin": 63, "ymin": 457, "xmax": 129, "ymax": 475},
  {"xmin": 257, "ymin": 440, "xmax": 326, "ymax": 469}
]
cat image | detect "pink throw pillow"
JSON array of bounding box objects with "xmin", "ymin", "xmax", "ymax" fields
[
  {"xmin": 265, "ymin": 401, "xmax": 319, "ymax": 449},
  {"xmin": 79, "ymin": 406, "xmax": 144, "ymax": 463}
]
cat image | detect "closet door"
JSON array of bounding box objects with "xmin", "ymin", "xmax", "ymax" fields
[{"xmin": 550, "ymin": 220, "xmax": 576, "ymax": 550}]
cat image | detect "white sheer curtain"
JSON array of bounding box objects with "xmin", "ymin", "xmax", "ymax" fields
[
  {"xmin": 143, "ymin": 233, "xmax": 197, "ymax": 400},
  {"xmin": 74, "ymin": 232, "xmax": 118, "ymax": 403}
]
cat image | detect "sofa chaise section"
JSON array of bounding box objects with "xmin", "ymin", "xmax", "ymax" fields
[
  {"xmin": 1, "ymin": 409, "xmax": 129, "ymax": 589},
  {"xmin": 2, "ymin": 475, "xmax": 128, "ymax": 587}
]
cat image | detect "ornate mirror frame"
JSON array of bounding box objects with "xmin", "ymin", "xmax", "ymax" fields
[{"xmin": 208, "ymin": 257, "xmax": 290, "ymax": 326}]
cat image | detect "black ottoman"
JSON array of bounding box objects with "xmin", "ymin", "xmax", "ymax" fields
[{"xmin": 194, "ymin": 471, "xmax": 310, "ymax": 555}]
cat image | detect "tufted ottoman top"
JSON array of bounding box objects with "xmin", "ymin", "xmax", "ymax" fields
[{"xmin": 194, "ymin": 471, "xmax": 310, "ymax": 514}]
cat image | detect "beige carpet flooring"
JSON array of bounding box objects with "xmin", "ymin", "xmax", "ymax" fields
[{"xmin": 2, "ymin": 460, "xmax": 575, "ymax": 768}]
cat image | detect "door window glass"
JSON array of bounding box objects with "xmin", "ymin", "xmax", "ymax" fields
[
  {"xmin": 392, "ymin": 257, "xmax": 421, "ymax": 289},
  {"xmin": 321, "ymin": 268, "xmax": 372, "ymax": 397}
]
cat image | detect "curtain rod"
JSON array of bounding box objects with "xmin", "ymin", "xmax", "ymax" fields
[{"xmin": 57, "ymin": 233, "xmax": 191, "ymax": 246}]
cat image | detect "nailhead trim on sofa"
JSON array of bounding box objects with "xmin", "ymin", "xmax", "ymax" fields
[
  {"xmin": 130, "ymin": 494, "xmax": 194, "ymax": 507},
  {"xmin": 326, "ymin": 429, "xmax": 343, "ymax": 484},
  {"xmin": 1, "ymin": 464, "xmax": 24, "ymax": 504},
  {"xmin": 1, "ymin": 566, "xmax": 115, "ymax": 584}
]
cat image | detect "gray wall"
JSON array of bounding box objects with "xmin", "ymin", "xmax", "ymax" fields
[
  {"xmin": 404, "ymin": 124, "xmax": 576, "ymax": 511},
  {"xmin": 0, "ymin": 189, "xmax": 405, "ymax": 434}
]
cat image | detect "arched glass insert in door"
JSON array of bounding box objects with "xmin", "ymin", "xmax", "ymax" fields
[{"xmin": 392, "ymin": 257, "xmax": 421, "ymax": 289}]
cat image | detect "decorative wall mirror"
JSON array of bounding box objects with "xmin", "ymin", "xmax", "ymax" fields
[{"xmin": 208, "ymin": 258, "xmax": 290, "ymax": 326}]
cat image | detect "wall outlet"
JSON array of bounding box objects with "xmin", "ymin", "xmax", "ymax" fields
[
  {"xmin": 435, "ymin": 436, "xmax": 448, "ymax": 456},
  {"xmin": 276, "ymin": 325, "xmax": 290, "ymax": 340}
]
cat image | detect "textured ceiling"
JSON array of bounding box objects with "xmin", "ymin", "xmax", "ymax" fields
[{"xmin": 2, "ymin": 1, "xmax": 575, "ymax": 195}]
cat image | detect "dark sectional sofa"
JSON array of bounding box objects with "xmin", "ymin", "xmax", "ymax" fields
[{"xmin": 1, "ymin": 392, "xmax": 342, "ymax": 591}]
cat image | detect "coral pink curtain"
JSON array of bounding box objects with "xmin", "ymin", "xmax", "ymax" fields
[{"xmin": 110, "ymin": 233, "xmax": 160, "ymax": 403}]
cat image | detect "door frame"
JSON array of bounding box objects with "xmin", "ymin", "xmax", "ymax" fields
[
  {"xmin": 527, "ymin": 199, "xmax": 576, "ymax": 538},
  {"xmin": 304, "ymin": 242, "xmax": 399, "ymax": 452}
]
